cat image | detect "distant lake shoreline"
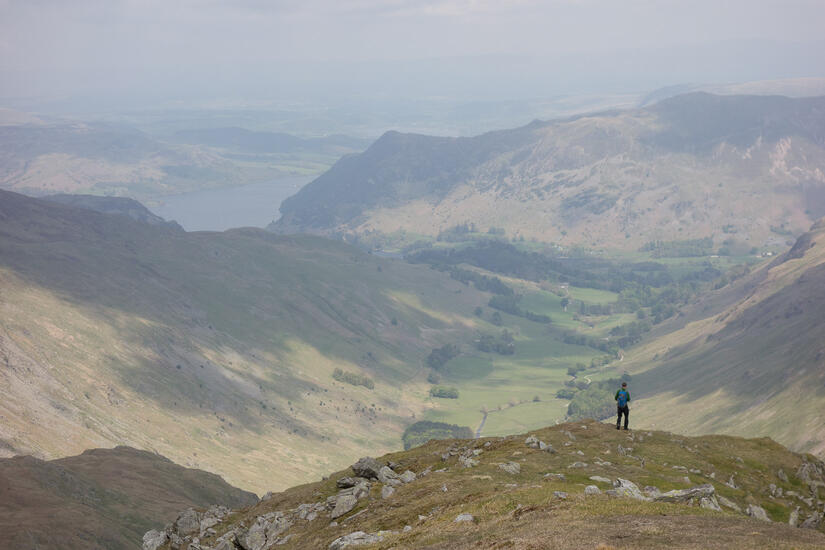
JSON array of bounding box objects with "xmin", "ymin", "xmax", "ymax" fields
[{"xmin": 150, "ymin": 176, "xmax": 312, "ymax": 232}]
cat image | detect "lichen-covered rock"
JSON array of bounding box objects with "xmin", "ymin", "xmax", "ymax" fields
[
  {"xmin": 790, "ymin": 507, "xmax": 801, "ymax": 527},
  {"xmin": 330, "ymin": 495, "xmax": 358, "ymax": 519},
  {"xmin": 584, "ymin": 485, "xmax": 601, "ymax": 495},
  {"xmin": 142, "ymin": 529, "xmax": 168, "ymax": 550},
  {"xmin": 377, "ymin": 466, "xmax": 401, "ymax": 486},
  {"xmin": 800, "ymin": 513, "xmax": 822, "ymax": 530},
  {"xmin": 654, "ymin": 484, "xmax": 715, "ymax": 505},
  {"xmin": 717, "ymin": 495, "xmax": 741, "ymax": 512},
  {"xmin": 607, "ymin": 478, "xmax": 648, "ymax": 501},
  {"xmin": 540, "ymin": 442, "xmax": 556, "ymax": 454},
  {"xmin": 381, "ymin": 485, "xmax": 395, "ymax": 499},
  {"xmin": 700, "ymin": 496, "xmax": 722, "ymax": 511},
  {"xmin": 589, "ymin": 476, "xmax": 611, "ymax": 484},
  {"xmin": 499, "ymin": 462, "xmax": 521, "ymax": 475},
  {"xmin": 746, "ymin": 504, "xmax": 771, "ymax": 522},
  {"xmin": 329, "ymin": 531, "xmax": 383, "ymax": 549},
  {"xmin": 525, "ymin": 435, "xmax": 541, "ymax": 449},
  {"xmin": 400, "ymin": 470, "xmax": 417, "ymax": 483},
  {"xmin": 174, "ymin": 508, "xmax": 201, "ymax": 536},
  {"xmin": 454, "ymin": 513, "xmax": 474, "ymax": 522}
]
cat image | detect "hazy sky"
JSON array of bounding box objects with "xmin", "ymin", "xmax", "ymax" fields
[{"xmin": 2, "ymin": 0, "xmax": 824, "ymax": 106}]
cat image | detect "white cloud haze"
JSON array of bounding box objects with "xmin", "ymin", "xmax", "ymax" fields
[{"xmin": 1, "ymin": 0, "xmax": 824, "ymax": 106}]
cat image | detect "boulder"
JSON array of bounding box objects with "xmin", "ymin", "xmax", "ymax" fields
[
  {"xmin": 544, "ymin": 473, "xmax": 566, "ymax": 481},
  {"xmin": 589, "ymin": 476, "xmax": 611, "ymax": 484},
  {"xmin": 789, "ymin": 507, "xmax": 801, "ymax": 528},
  {"xmin": 381, "ymin": 486, "xmax": 395, "ymax": 499},
  {"xmin": 400, "ymin": 470, "xmax": 417, "ymax": 483},
  {"xmin": 717, "ymin": 495, "xmax": 741, "ymax": 512},
  {"xmin": 584, "ymin": 485, "xmax": 601, "ymax": 495},
  {"xmin": 352, "ymin": 457, "xmax": 383, "ymax": 480},
  {"xmin": 700, "ymin": 496, "xmax": 722, "ymax": 511},
  {"xmin": 499, "ymin": 462, "xmax": 521, "ymax": 475},
  {"xmin": 568, "ymin": 462, "xmax": 587, "ymax": 469},
  {"xmin": 454, "ymin": 513, "xmax": 474, "ymax": 523},
  {"xmin": 554, "ymin": 491, "xmax": 568, "ymax": 499},
  {"xmin": 377, "ymin": 466, "xmax": 402, "ymax": 486},
  {"xmin": 525, "ymin": 435, "xmax": 541, "ymax": 449},
  {"xmin": 174, "ymin": 508, "xmax": 201, "ymax": 536},
  {"xmin": 746, "ymin": 504, "xmax": 771, "ymax": 522},
  {"xmin": 653, "ymin": 484, "xmax": 715, "ymax": 505},
  {"xmin": 329, "ymin": 531, "xmax": 383, "ymax": 549},
  {"xmin": 540, "ymin": 442, "xmax": 556, "ymax": 454},
  {"xmin": 240, "ymin": 520, "xmax": 268, "ymax": 550},
  {"xmin": 607, "ymin": 478, "xmax": 648, "ymax": 501},
  {"xmin": 337, "ymin": 477, "xmax": 361, "ymax": 489},
  {"xmin": 800, "ymin": 513, "xmax": 822, "ymax": 530},
  {"xmin": 142, "ymin": 530, "xmax": 168, "ymax": 550},
  {"xmin": 777, "ymin": 469, "xmax": 789, "ymax": 483},
  {"xmin": 330, "ymin": 495, "xmax": 358, "ymax": 519},
  {"xmin": 459, "ymin": 456, "xmax": 479, "ymax": 468}
]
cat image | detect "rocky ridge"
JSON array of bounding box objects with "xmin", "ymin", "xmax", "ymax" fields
[{"xmin": 144, "ymin": 421, "xmax": 825, "ymax": 550}]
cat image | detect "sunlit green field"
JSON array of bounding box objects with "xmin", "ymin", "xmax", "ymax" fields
[{"xmin": 421, "ymin": 279, "xmax": 627, "ymax": 437}]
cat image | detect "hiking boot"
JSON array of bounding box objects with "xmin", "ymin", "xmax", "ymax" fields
[{"xmin": 616, "ymin": 425, "xmax": 620, "ymax": 430}]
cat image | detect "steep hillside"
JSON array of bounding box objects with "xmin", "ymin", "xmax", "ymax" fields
[
  {"xmin": 43, "ymin": 193, "xmax": 183, "ymax": 229},
  {"xmin": 3, "ymin": 190, "xmax": 668, "ymax": 493},
  {"xmin": 0, "ymin": 189, "xmax": 499, "ymax": 492},
  {"xmin": 0, "ymin": 446, "xmax": 257, "ymax": 550},
  {"xmin": 271, "ymin": 93, "xmax": 825, "ymax": 251},
  {"xmin": 625, "ymin": 218, "xmax": 825, "ymax": 456},
  {"xmin": 145, "ymin": 421, "xmax": 825, "ymax": 549}
]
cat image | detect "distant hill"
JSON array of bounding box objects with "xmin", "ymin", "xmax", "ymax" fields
[
  {"xmin": 628, "ymin": 217, "xmax": 825, "ymax": 456},
  {"xmin": 0, "ymin": 119, "xmax": 363, "ymax": 201},
  {"xmin": 0, "ymin": 446, "xmax": 256, "ymax": 550},
  {"xmin": 43, "ymin": 194, "xmax": 182, "ymax": 229},
  {"xmin": 271, "ymin": 93, "xmax": 825, "ymax": 251},
  {"xmin": 146, "ymin": 420, "xmax": 825, "ymax": 549}
]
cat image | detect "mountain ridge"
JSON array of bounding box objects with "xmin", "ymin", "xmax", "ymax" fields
[
  {"xmin": 144, "ymin": 420, "xmax": 825, "ymax": 549},
  {"xmin": 271, "ymin": 92, "xmax": 825, "ymax": 251},
  {"xmin": 0, "ymin": 446, "xmax": 257, "ymax": 550}
]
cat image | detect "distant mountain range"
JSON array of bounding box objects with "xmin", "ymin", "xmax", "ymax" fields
[
  {"xmin": 0, "ymin": 119, "xmax": 365, "ymax": 200},
  {"xmin": 171, "ymin": 127, "xmax": 369, "ymax": 155},
  {"xmin": 271, "ymin": 92, "xmax": 825, "ymax": 251},
  {"xmin": 0, "ymin": 446, "xmax": 256, "ymax": 550}
]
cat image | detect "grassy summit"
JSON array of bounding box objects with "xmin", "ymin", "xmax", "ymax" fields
[{"xmin": 149, "ymin": 420, "xmax": 825, "ymax": 549}]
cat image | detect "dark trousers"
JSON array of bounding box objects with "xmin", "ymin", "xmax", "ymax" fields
[{"xmin": 617, "ymin": 405, "xmax": 629, "ymax": 429}]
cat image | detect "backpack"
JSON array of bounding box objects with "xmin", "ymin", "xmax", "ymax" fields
[{"xmin": 617, "ymin": 389, "xmax": 629, "ymax": 408}]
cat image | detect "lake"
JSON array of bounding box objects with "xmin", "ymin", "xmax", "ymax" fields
[{"xmin": 150, "ymin": 176, "xmax": 312, "ymax": 232}]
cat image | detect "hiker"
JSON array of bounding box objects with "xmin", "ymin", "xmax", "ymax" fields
[{"xmin": 615, "ymin": 381, "xmax": 630, "ymax": 430}]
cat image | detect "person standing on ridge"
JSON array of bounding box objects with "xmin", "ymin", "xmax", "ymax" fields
[{"xmin": 615, "ymin": 381, "xmax": 630, "ymax": 430}]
